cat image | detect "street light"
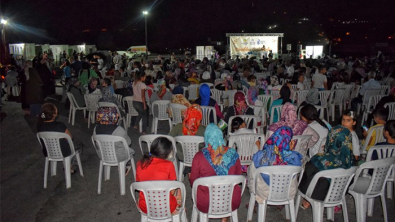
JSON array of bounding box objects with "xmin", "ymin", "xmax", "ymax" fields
[
  {"xmin": 143, "ymin": 11, "xmax": 148, "ymax": 61},
  {"xmin": 1, "ymin": 18, "xmax": 7, "ymax": 25},
  {"xmin": 1, "ymin": 18, "xmax": 8, "ymax": 65}
]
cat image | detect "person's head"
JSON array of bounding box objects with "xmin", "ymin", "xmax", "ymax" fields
[
  {"xmin": 300, "ymin": 104, "xmax": 319, "ymax": 123},
  {"xmin": 231, "ymin": 117, "xmax": 246, "ymax": 133},
  {"xmin": 89, "ymin": 77, "xmax": 99, "ymax": 88},
  {"xmin": 135, "ymin": 71, "xmax": 146, "ymax": 82},
  {"xmin": 204, "ymin": 123, "xmax": 225, "ymax": 149},
  {"xmin": 96, "ymin": 107, "xmax": 119, "ymax": 125},
  {"xmin": 39, "ymin": 103, "xmax": 58, "ymax": 122},
  {"xmin": 145, "ymin": 75, "xmax": 152, "ymax": 85},
  {"xmin": 234, "ymin": 92, "xmax": 247, "ymax": 106},
  {"xmin": 67, "ymin": 77, "xmax": 80, "ymax": 89},
  {"xmin": 247, "ymin": 75, "xmax": 257, "ymax": 86},
  {"xmin": 182, "ymin": 104, "xmax": 203, "ymax": 135},
  {"xmin": 279, "ymin": 84, "xmax": 291, "ymax": 104},
  {"xmin": 102, "ymin": 78, "xmax": 111, "ymax": 87},
  {"xmin": 140, "ymin": 137, "xmax": 174, "ymax": 169},
  {"xmin": 298, "ymin": 73, "xmax": 305, "ymax": 83},
  {"xmin": 372, "ymin": 107, "xmax": 388, "ymax": 124},
  {"xmin": 199, "ymin": 84, "xmax": 211, "ymax": 104},
  {"xmin": 65, "ymin": 61, "xmax": 70, "ymax": 66},
  {"xmin": 82, "ymin": 62, "xmax": 90, "ymax": 70},
  {"xmin": 319, "ymin": 66, "xmax": 327, "ymax": 74},
  {"xmin": 383, "ymin": 120, "xmax": 395, "ymax": 143},
  {"xmin": 341, "ymin": 109, "xmax": 357, "ymax": 131},
  {"xmin": 24, "ymin": 60, "xmax": 33, "ymax": 68}
]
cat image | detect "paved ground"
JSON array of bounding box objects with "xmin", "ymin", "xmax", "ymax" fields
[{"xmin": 1, "ymin": 98, "xmax": 394, "ymax": 222}]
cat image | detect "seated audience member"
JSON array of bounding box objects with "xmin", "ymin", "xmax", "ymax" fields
[
  {"xmin": 303, "ymin": 87, "xmax": 320, "ymax": 106},
  {"xmin": 150, "ymin": 79, "xmax": 172, "ymax": 104},
  {"xmin": 269, "ymin": 84, "xmax": 292, "ymax": 123},
  {"xmin": 231, "ymin": 117, "xmax": 255, "ymax": 134},
  {"xmin": 311, "ymin": 66, "xmax": 328, "ymax": 91},
  {"xmin": 93, "ymin": 107, "xmax": 134, "ymax": 175},
  {"xmin": 366, "ymin": 86, "xmax": 395, "ymax": 127},
  {"xmin": 190, "ymin": 124, "xmax": 242, "ymax": 222},
  {"xmin": 136, "ymin": 137, "xmax": 180, "ymax": 214},
  {"xmin": 88, "ymin": 77, "xmax": 101, "ymax": 94},
  {"xmin": 101, "ymin": 78, "xmax": 115, "ymax": 94},
  {"xmin": 200, "ymin": 71, "xmax": 214, "ymax": 84},
  {"xmin": 351, "ymin": 72, "xmax": 381, "ymax": 112},
  {"xmin": 247, "ymin": 86, "xmax": 263, "ymax": 106},
  {"xmin": 194, "ymin": 84, "xmax": 224, "ymax": 121},
  {"xmin": 377, "ymin": 120, "xmax": 395, "ymax": 146},
  {"xmin": 225, "ymin": 92, "xmax": 254, "ymax": 123},
  {"xmin": 296, "ymin": 73, "xmax": 305, "ymax": 90},
  {"xmin": 144, "ymin": 75, "xmax": 154, "ymax": 98},
  {"xmin": 67, "ymin": 78, "xmax": 86, "ymax": 107},
  {"xmin": 362, "ymin": 107, "xmax": 388, "ymax": 152},
  {"xmin": 341, "ymin": 110, "xmax": 360, "ymax": 160},
  {"xmin": 99, "ymin": 86, "xmax": 123, "ymax": 111},
  {"xmin": 298, "ymin": 125, "xmax": 354, "ymax": 209}
]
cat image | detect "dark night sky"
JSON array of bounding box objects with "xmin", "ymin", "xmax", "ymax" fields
[{"xmin": 2, "ymin": 0, "xmax": 395, "ymax": 52}]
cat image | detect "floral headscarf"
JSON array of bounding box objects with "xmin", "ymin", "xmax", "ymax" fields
[
  {"xmin": 182, "ymin": 104, "xmax": 202, "ymax": 135},
  {"xmin": 157, "ymin": 79, "xmax": 167, "ymax": 99},
  {"xmin": 234, "ymin": 92, "xmax": 248, "ymax": 115},
  {"xmin": 96, "ymin": 107, "xmax": 119, "ymax": 125},
  {"xmin": 247, "ymin": 86, "xmax": 259, "ymax": 105},
  {"xmin": 310, "ymin": 125, "xmax": 354, "ymax": 171},
  {"xmin": 268, "ymin": 102, "xmax": 308, "ymax": 135},
  {"xmin": 258, "ymin": 78, "xmax": 269, "ymax": 95},
  {"xmin": 202, "ymin": 123, "xmax": 239, "ymax": 175},
  {"xmin": 199, "ymin": 84, "xmax": 211, "ymax": 106},
  {"xmin": 253, "ymin": 126, "xmax": 302, "ymax": 184}
]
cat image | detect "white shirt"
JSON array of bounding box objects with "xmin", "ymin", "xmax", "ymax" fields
[
  {"xmin": 308, "ymin": 121, "xmax": 329, "ymax": 157},
  {"xmin": 351, "ymin": 131, "xmax": 361, "ymax": 157},
  {"xmin": 312, "ymin": 73, "xmax": 327, "ymax": 89},
  {"xmin": 359, "ymin": 79, "xmax": 381, "ymax": 96},
  {"xmin": 297, "ymin": 82, "xmax": 305, "ymax": 90}
]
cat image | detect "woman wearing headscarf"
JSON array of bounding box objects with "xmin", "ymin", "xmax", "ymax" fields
[
  {"xmin": 88, "ymin": 77, "xmax": 101, "ymax": 94},
  {"xmin": 190, "ymin": 124, "xmax": 242, "ymax": 221},
  {"xmin": 248, "ymin": 126, "xmax": 303, "ymax": 204},
  {"xmin": 298, "ymin": 125, "xmax": 354, "ymax": 208},
  {"xmin": 99, "ymin": 86, "xmax": 122, "ymax": 111},
  {"xmin": 149, "ymin": 79, "xmax": 172, "ymax": 105},
  {"xmin": 224, "ymin": 92, "xmax": 254, "ymax": 123},
  {"xmin": 269, "ymin": 84, "xmax": 293, "ymax": 123},
  {"xmin": 67, "ymin": 77, "xmax": 86, "ymax": 107},
  {"xmin": 247, "ymin": 86, "xmax": 263, "ymax": 106},
  {"xmin": 194, "ymin": 84, "xmax": 224, "ymax": 121},
  {"xmin": 93, "ymin": 107, "xmax": 134, "ymax": 175},
  {"xmin": 268, "ymin": 102, "xmax": 319, "ymax": 154}
]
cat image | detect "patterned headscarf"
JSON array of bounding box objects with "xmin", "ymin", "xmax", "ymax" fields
[
  {"xmin": 96, "ymin": 107, "xmax": 119, "ymax": 125},
  {"xmin": 182, "ymin": 104, "xmax": 202, "ymax": 135},
  {"xmin": 258, "ymin": 78, "xmax": 269, "ymax": 95},
  {"xmin": 234, "ymin": 92, "xmax": 248, "ymax": 115},
  {"xmin": 268, "ymin": 102, "xmax": 308, "ymax": 135},
  {"xmin": 100, "ymin": 87, "xmax": 122, "ymax": 109},
  {"xmin": 202, "ymin": 123, "xmax": 239, "ymax": 175},
  {"xmin": 247, "ymin": 86, "xmax": 259, "ymax": 105},
  {"xmin": 310, "ymin": 125, "xmax": 354, "ymax": 171},
  {"xmin": 252, "ymin": 126, "xmax": 302, "ymax": 184},
  {"xmin": 157, "ymin": 79, "xmax": 167, "ymax": 99},
  {"xmin": 223, "ymin": 74, "xmax": 233, "ymax": 90},
  {"xmin": 199, "ymin": 84, "xmax": 211, "ymax": 106}
]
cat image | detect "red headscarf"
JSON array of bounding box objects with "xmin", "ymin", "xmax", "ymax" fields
[
  {"xmin": 234, "ymin": 92, "xmax": 248, "ymax": 115},
  {"xmin": 182, "ymin": 104, "xmax": 203, "ymax": 135}
]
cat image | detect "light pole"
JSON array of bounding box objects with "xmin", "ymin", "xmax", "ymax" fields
[
  {"xmin": 143, "ymin": 11, "xmax": 148, "ymax": 61},
  {"xmin": 1, "ymin": 18, "xmax": 8, "ymax": 65}
]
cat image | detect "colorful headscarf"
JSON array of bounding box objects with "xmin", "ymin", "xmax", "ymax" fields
[
  {"xmin": 182, "ymin": 104, "xmax": 202, "ymax": 135},
  {"xmin": 268, "ymin": 102, "xmax": 308, "ymax": 135},
  {"xmin": 100, "ymin": 87, "xmax": 122, "ymax": 109},
  {"xmin": 252, "ymin": 126, "xmax": 302, "ymax": 184},
  {"xmin": 171, "ymin": 94, "xmax": 191, "ymax": 107},
  {"xmin": 96, "ymin": 107, "xmax": 119, "ymax": 125},
  {"xmin": 202, "ymin": 124, "xmax": 239, "ymax": 175},
  {"xmin": 234, "ymin": 92, "xmax": 248, "ymax": 115},
  {"xmin": 199, "ymin": 84, "xmax": 211, "ymax": 106},
  {"xmin": 258, "ymin": 78, "xmax": 269, "ymax": 95},
  {"xmin": 310, "ymin": 125, "xmax": 354, "ymax": 171},
  {"xmin": 157, "ymin": 79, "xmax": 167, "ymax": 99},
  {"xmin": 247, "ymin": 86, "xmax": 259, "ymax": 105}
]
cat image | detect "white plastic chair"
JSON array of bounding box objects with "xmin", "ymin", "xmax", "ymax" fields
[
  {"xmin": 37, "ymin": 132, "xmax": 84, "ymax": 189},
  {"xmin": 228, "ymin": 115, "xmax": 262, "ymax": 135},
  {"xmin": 191, "ymin": 175, "xmax": 246, "ymax": 222},
  {"xmin": 175, "ymin": 136, "xmax": 205, "ymax": 181},
  {"xmin": 384, "ymin": 102, "xmax": 395, "ymax": 121},
  {"xmin": 122, "ymin": 96, "xmax": 142, "ymax": 132},
  {"xmin": 291, "ymin": 84, "xmax": 298, "ymax": 90},
  {"xmin": 138, "ymin": 134, "xmax": 179, "ymax": 179},
  {"xmin": 270, "ymin": 90, "xmax": 280, "ymax": 100},
  {"xmin": 342, "ymin": 84, "xmax": 355, "ymax": 110},
  {"xmin": 84, "ymin": 93, "xmax": 102, "ymax": 128},
  {"xmin": 329, "ymin": 88, "xmax": 345, "ymax": 122},
  {"xmin": 292, "ymin": 135, "xmax": 312, "ymax": 161},
  {"xmin": 98, "ymin": 102, "xmax": 126, "ymax": 129},
  {"xmin": 248, "ymin": 166, "xmax": 302, "ymax": 222},
  {"xmin": 228, "ymin": 133, "xmax": 265, "ymax": 165},
  {"xmin": 295, "ymin": 167, "xmax": 357, "ymax": 222},
  {"xmin": 257, "ymin": 95, "xmax": 273, "ymax": 111},
  {"xmin": 210, "ymin": 88, "xmax": 224, "ymax": 111},
  {"xmin": 114, "ymin": 80, "xmax": 124, "ymax": 89},
  {"xmin": 226, "ymin": 89, "xmax": 238, "ymax": 107},
  {"xmin": 249, "ymin": 105, "xmax": 266, "ymax": 129},
  {"xmin": 292, "ymin": 90, "xmax": 309, "ymax": 106},
  {"xmin": 348, "ymin": 158, "xmax": 395, "ymax": 222},
  {"xmin": 318, "ymin": 90, "xmax": 332, "ymax": 122},
  {"xmin": 361, "ymin": 125, "xmax": 386, "ymax": 154},
  {"xmin": 200, "ymin": 106, "xmax": 217, "ymax": 126},
  {"xmin": 381, "ymin": 85, "xmax": 390, "ymax": 95},
  {"xmin": 357, "ymin": 89, "xmax": 382, "ymax": 115},
  {"xmin": 151, "ymin": 100, "xmax": 171, "ymax": 134},
  {"xmin": 366, "ymin": 145, "xmax": 395, "ymax": 199},
  {"xmin": 188, "ymin": 84, "xmax": 200, "ymax": 101},
  {"xmin": 349, "ymin": 85, "xmax": 361, "ymax": 109},
  {"xmin": 91, "ymin": 135, "xmax": 136, "ymax": 195},
  {"xmin": 130, "ymin": 180, "xmax": 187, "ymax": 222},
  {"xmin": 66, "ymin": 92, "xmax": 87, "ymax": 126},
  {"xmin": 169, "ymin": 103, "xmax": 187, "ymax": 126},
  {"xmin": 361, "ymin": 95, "xmax": 385, "ymax": 125},
  {"xmin": 182, "ymin": 86, "xmax": 188, "ymax": 98},
  {"xmin": 269, "ymin": 105, "xmax": 282, "ymax": 125}
]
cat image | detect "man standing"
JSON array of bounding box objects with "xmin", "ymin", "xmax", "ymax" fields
[
  {"xmin": 35, "ymin": 53, "xmax": 54, "ymax": 100},
  {"xmin": 311, "ymin": 66, "xmax": 328, "ymax": 91},
  {"xmin": 113, "ymin": 52, "xmax": 122, "ymax": 71}
]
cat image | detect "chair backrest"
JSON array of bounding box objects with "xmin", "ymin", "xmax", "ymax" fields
[
  {"xmin": 342, "ymin": 84, "xmax": 355, "ymax": 101},
  {"xmin": 37, "ymin": 132, "xmax": 75, "ymax": 159},
  {"xmin": 122, "ymin": 96, "xmax": 138, "ymax": 115},
  {"xmin": 332, "ymin": 88, "xmax": 345, "ymax": 105},
  {"xmin": 169, "ymin": 103, "xmax": 187, "ymax": 125},
  {"xmin": 366, "ymin": 145, "xmax": 395, "ymax": 161},
  {"xmin": 91, "ymin": 135, "xmax": 130, "ymax": 163},
  {"xmin": 293, "ymin": 90, "xmax": 309, "ymax": 106},
  {"xmin": 257, "ymin": 95, "xmax": 273, "ymax": 110},
  {"xmin": 188, "ymin": 84, "xmax": 200, "ymax": 101},
  {"xmin": 192, "ymin": 175, "xmax": 246, "ymax": 215},
  {"xmin": 350, "ymin": 85, "xmax": 361, "ymax": 100},
  {"xmin": 175, "ymin": 136, "xmax": 205, "ymax": 165},
  {"xmin": 306, "ymin": 167, "xmax": 356, "ymax": 203},
  {"xmin": 227, "ymin": 90, "xmax": 238, "ymax": 107},
  {"xmin": 270, "ymin": 90, "xmax": 280, "ymax": 100},
  {"xmin": 381, "ymin": 85, "xmax": 390, "ymax": 95},
  {"xmin": 384, "ymin": 102, "xmax": 395, "ymax": 121},
  {"xmin": 115, "ymin": 80, "xmax": 124, "ymax": 89},
  {"xmin": 255, "ymin": 166, "xmax": 302, "ymax": 201},
  {"xmin": 228, "ymin": 133, "xmax": 265, "ymax": 165},
  {"xmin": 350, "ymin": 158, "xmax": 395, "ymax": 195},
  {"xmin": 152, "ymin": 100, "xmax": 170, "ymax": 119},
  {"xmin": 361, "ymin": 125, "xmax": 386, "ymax": 154},
  {"xmin": 138, "ymin": 134, "xmax": 177, "ymax": 156},
  {"xmin": 84, "ymin": 94, "xmax": 102, "ymax": 112},
  {"xmin": 365, "ymin": 94, "xmax": 385, "ymax": 112},
  {"xmin": 210, "ymin": 89, "xmax": 223, "ymax": 105},
  {"xmin": 200, "ymin": 106, "xmax": 217, "ymax": 125},
  {"xmin": 363, "ymin": 89, "xmax": 382, "ymax": 105},
  {"xmin": 182, "ymin": 86, "xmax": 188, "ymax": 97},
  {"xmin": 145, "ymin": 87, "xmax": 153, "ymax": 105},
  {"xmin": 292, "ymin": 135, "xmax": 312, "ymax": 159},
  {"xmin": 303, "ymin": 82, "xmax": 311, "ymax": 90},
  {"xmin": 130, "ymin": 181, "xmax": 186, "ymax": 220},
  {"xmin": 290, "ymin": 84, "xmax": 298, "ymax": 90},
  {"xmin": 269, "ymin": 105, "xmax": 282, "ymax": 125},
  {"xmin": 227, "ymin": 115, "xmax": 261, "ymax": 135},
  {"xmin": 319, "ymin": 90, "xmax": 332, "ymax": 108},
  {"xmin": 66, "ymin": 92, "xmax": 83, "ymax": 109},
  {"xmin": 249, "ymin": 105, "xmax": 266, "ymax": 127}
]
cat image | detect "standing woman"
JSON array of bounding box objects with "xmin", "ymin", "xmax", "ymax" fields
[
  {"xmin": 133, "ymin": 71, "xmax": 148, "ymax": 134},
  {"xmin": 24, "ymin": 60, "xmax": 44, "ymax": 116}
]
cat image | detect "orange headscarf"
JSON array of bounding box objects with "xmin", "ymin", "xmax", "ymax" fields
[{"xmin": 182, "ymin": 104, "xmax": 202, "ymax": 135}]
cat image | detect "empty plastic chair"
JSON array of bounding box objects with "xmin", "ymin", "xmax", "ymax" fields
[
  {"xmin": 269, "ymin": 105, "xmax": 282, "ymax": 125},
  {"xmin": 228, "ymin": 133, "xmax": 265, "ymax": 166},
  {"xmin": 151, "ymin": 100, "xmax": 172, "ymax": 134},
  {"xmin": 66, "ymin": 92, "xmax": 87, "ymax": 126},
  {"xmin": 175, "ymin": 136, "xmax": 205, "ymax": 181},
  {"xmin": 84, "ymin": 93, "xmax": 102, "ymax": 128},
  {"xmin": 122, "ymin": 96, "xmax": 142, "ymax": 132},
  {"xmin": 188, "ymin": 84, "xmax": 200, "ymax": 101},
  {"xmin": 200, "ymin": 106, "xmax": 217, "ymax": 126}
]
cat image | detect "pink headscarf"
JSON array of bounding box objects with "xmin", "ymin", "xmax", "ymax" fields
[{"xmin": 268, "ymin": 102, "xmax": 308, "ymax": 135}]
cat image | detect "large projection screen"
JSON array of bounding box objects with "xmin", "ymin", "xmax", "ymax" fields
[{"xmin": 227, "ymin": 33, "xmax": 283, "ymax": 58}]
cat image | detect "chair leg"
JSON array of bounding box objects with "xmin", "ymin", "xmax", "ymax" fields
[
  {"xmin": 119, "ymin": 162, "xmax": 126, "ymax": 195},
  {"xmin": 44, "ymin": 158, "xmax": 49, "ymax": 188},
  {"xmin": 331, "ymin": 105, "xmax": 335, "ymax": 122},
  {"xmin": 98, "ymin": 161, "xmax": 103, "ymax": 194},
  {"xmin": 191, "ymin": 206, "xmax": 198, "ymax": 222},
  {"xmin": 342, "ymin": 199, "xmax": 349, "ymax": 222},
  {"xmin": 288, "ymin": 199, "xmax": 296, "ymax": 222},
  {"xmin": 72, "ymin": 108, "xmax": 76, "ymax": 126},
  {"xmin": 247, "ymin": 193, "xmax": 255, "ymax": 221},
  {"xmin": 387, "ymin": 181, "xmax": 393, "ymax": 199},
  {"xmin": 64, "ymin": 157, "xmax": 72, "ymax": 189},
  {"xmin": 326, "ymin": 207, "xmax": 334, "ymax": 221},
  {"xmin": 285, "ymin": 204, "xmax": 290, "ymax": 220},
  {"xmin": 104, "ymin": 165, "xmax": 111, "ymax": 181},
  {"xmin": 367, "ymin": 197, "xmax": 374, "ymax": 216},
  {"xmin": 87, "ymin": 111, "xmax": 91, "ymax": 128},
  {"xmin": 257, "ymin": 201, "xmax": 267, "ymax": 222},
  {"xmin": 50, "ymin": 161, "xmax": 57, "ymax": 176},
  {"xmin": 381, "ymin": 193, "xmax": 388, "ymax": 222},
  {"xmin": 75, "ymin": 153, "xmax": 84, "ymax": 177},
  {"xmin": 231, "ymin": 210, "xmax": 239, "ymax": 222},
  {"xmin": 199, "ymin": 212, "xmax": 208, "ymax": 222},
  {"xmin": 311, "ymin": 202, "xmax": 324, "ymax": 222},
  {"xmin": 68, "ymin": 106, "xmax": 72, "ymax": 123},
  {"xmin": 178, "ymin": 162, "xmax": 184, "ymax": 182},
  {"xmin": 295, "ymin": 194, "xmax": 301, "ymax": 219},
  {"xmin": 168, "ymin": 119, "xmax": 172, "ymax": 132},
  {"xmin": 130, "ymin": 157, "xmax": 136, "ymax": 181}
]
